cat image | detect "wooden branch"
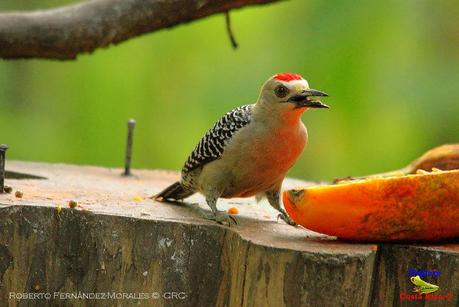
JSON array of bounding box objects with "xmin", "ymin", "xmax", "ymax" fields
[{"xmin": 0, "ymin": 0, "xmax": 280, "ymax": 60}]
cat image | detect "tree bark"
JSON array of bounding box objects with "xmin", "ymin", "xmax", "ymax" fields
[{"xmin": 0, "ymin": 0, "xmax": 281, "ymax": 60}]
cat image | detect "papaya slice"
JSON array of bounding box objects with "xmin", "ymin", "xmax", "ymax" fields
[
  {"xmin": 283, "ymin": 169, "xmax": 459, "ymax": 241},
  {"xmin": 334, "ymin": 144, "xmax": 459, "ymax": 183},
  {"xmin": 379, "ymin": 143, "xmax": 459, "ymax": 176}
]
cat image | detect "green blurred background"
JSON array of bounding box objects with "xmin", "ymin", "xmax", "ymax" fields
[{"xmin": 0, "ymin": 0, "xmax": 458, "ymax": 181}]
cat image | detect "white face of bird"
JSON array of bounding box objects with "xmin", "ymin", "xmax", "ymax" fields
[{"xmin": 258, "ymin": 73, "xmax": 329, "ymax": 112}]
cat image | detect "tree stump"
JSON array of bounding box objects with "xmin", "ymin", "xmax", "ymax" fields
[{"xmin": 0, "ymin": 161, "xmax": 457, "ymax": 306}]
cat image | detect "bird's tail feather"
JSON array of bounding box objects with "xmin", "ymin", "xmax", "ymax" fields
[{"xmin": 153, "ymin": 181, "xmax": 194, "ymax": 201}]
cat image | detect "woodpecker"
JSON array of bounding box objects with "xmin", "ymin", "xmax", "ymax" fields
[{"xmin": 154, "ymin": 73, "xmax": 329, "ymax": 225}]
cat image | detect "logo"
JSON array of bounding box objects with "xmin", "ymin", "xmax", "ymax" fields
[
  {"xmin": 410, "ymin": 275, "xmax": 438, "ymax": 294},
  {"xmin": 399, "ymin": 268, "xmax": 452, "ymax": 301}
]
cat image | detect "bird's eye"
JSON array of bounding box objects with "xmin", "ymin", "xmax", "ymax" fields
[{"xmin": 274, "ymin": 85, "xmax": 289, "ymax": 98}]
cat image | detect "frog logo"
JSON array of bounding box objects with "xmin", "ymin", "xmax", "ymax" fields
[{"xmin": 410, "ymin": 275, "xmax": 439, "ymax": 294}]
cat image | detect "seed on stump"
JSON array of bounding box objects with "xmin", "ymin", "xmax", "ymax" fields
[{"xmin": 3, "ymin": 186, "xmax": 12, "ymax": 193}]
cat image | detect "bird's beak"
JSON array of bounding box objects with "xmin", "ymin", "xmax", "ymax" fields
[{"xmin": 287, "ymin": 89, "xmax": 329, "ymax": 109}]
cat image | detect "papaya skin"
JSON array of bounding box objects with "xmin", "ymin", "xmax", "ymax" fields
[{"xmin": 283, "ymin": 170, "xmax": 459, "ymax": 241}]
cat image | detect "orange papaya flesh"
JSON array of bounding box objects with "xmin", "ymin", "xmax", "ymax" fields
[{"xmin": 283, "ymin": 169, "xmax": 459, "ymax": 241}]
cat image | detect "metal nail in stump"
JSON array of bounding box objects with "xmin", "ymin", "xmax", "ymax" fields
[
  {"xmin": 123, "ymin": 119, "xmax": 136, "ymax": 176},
  {"xmin": 0, "ymin": 144, "xmax": 8, "ymax": 193}
]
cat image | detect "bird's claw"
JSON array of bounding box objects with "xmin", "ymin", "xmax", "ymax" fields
[
  {"xmin": 206, "ymin": 211, "xmax": 237, "ymax": 226},
  {"xmin": 277, "ymin": 211, "xmax": 296, "ymax": 226}
]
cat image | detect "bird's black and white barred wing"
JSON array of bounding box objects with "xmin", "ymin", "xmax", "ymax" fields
[{"xmin": 182, "ymin": 104, "xmax": 253, "ymax": 173}]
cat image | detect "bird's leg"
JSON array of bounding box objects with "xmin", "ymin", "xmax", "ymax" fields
[
  {"xmin": 265, "ymin": 187, "xmax": 296, "ymax": 226},
  {"xmin": 205, "ymin": 192, "xmax": 237, "ymax": 226}
]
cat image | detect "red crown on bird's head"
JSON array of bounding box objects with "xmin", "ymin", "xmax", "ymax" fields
[{"xmin": 274, "ymin": 73, "xmax": 303, "ymax": 82}]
